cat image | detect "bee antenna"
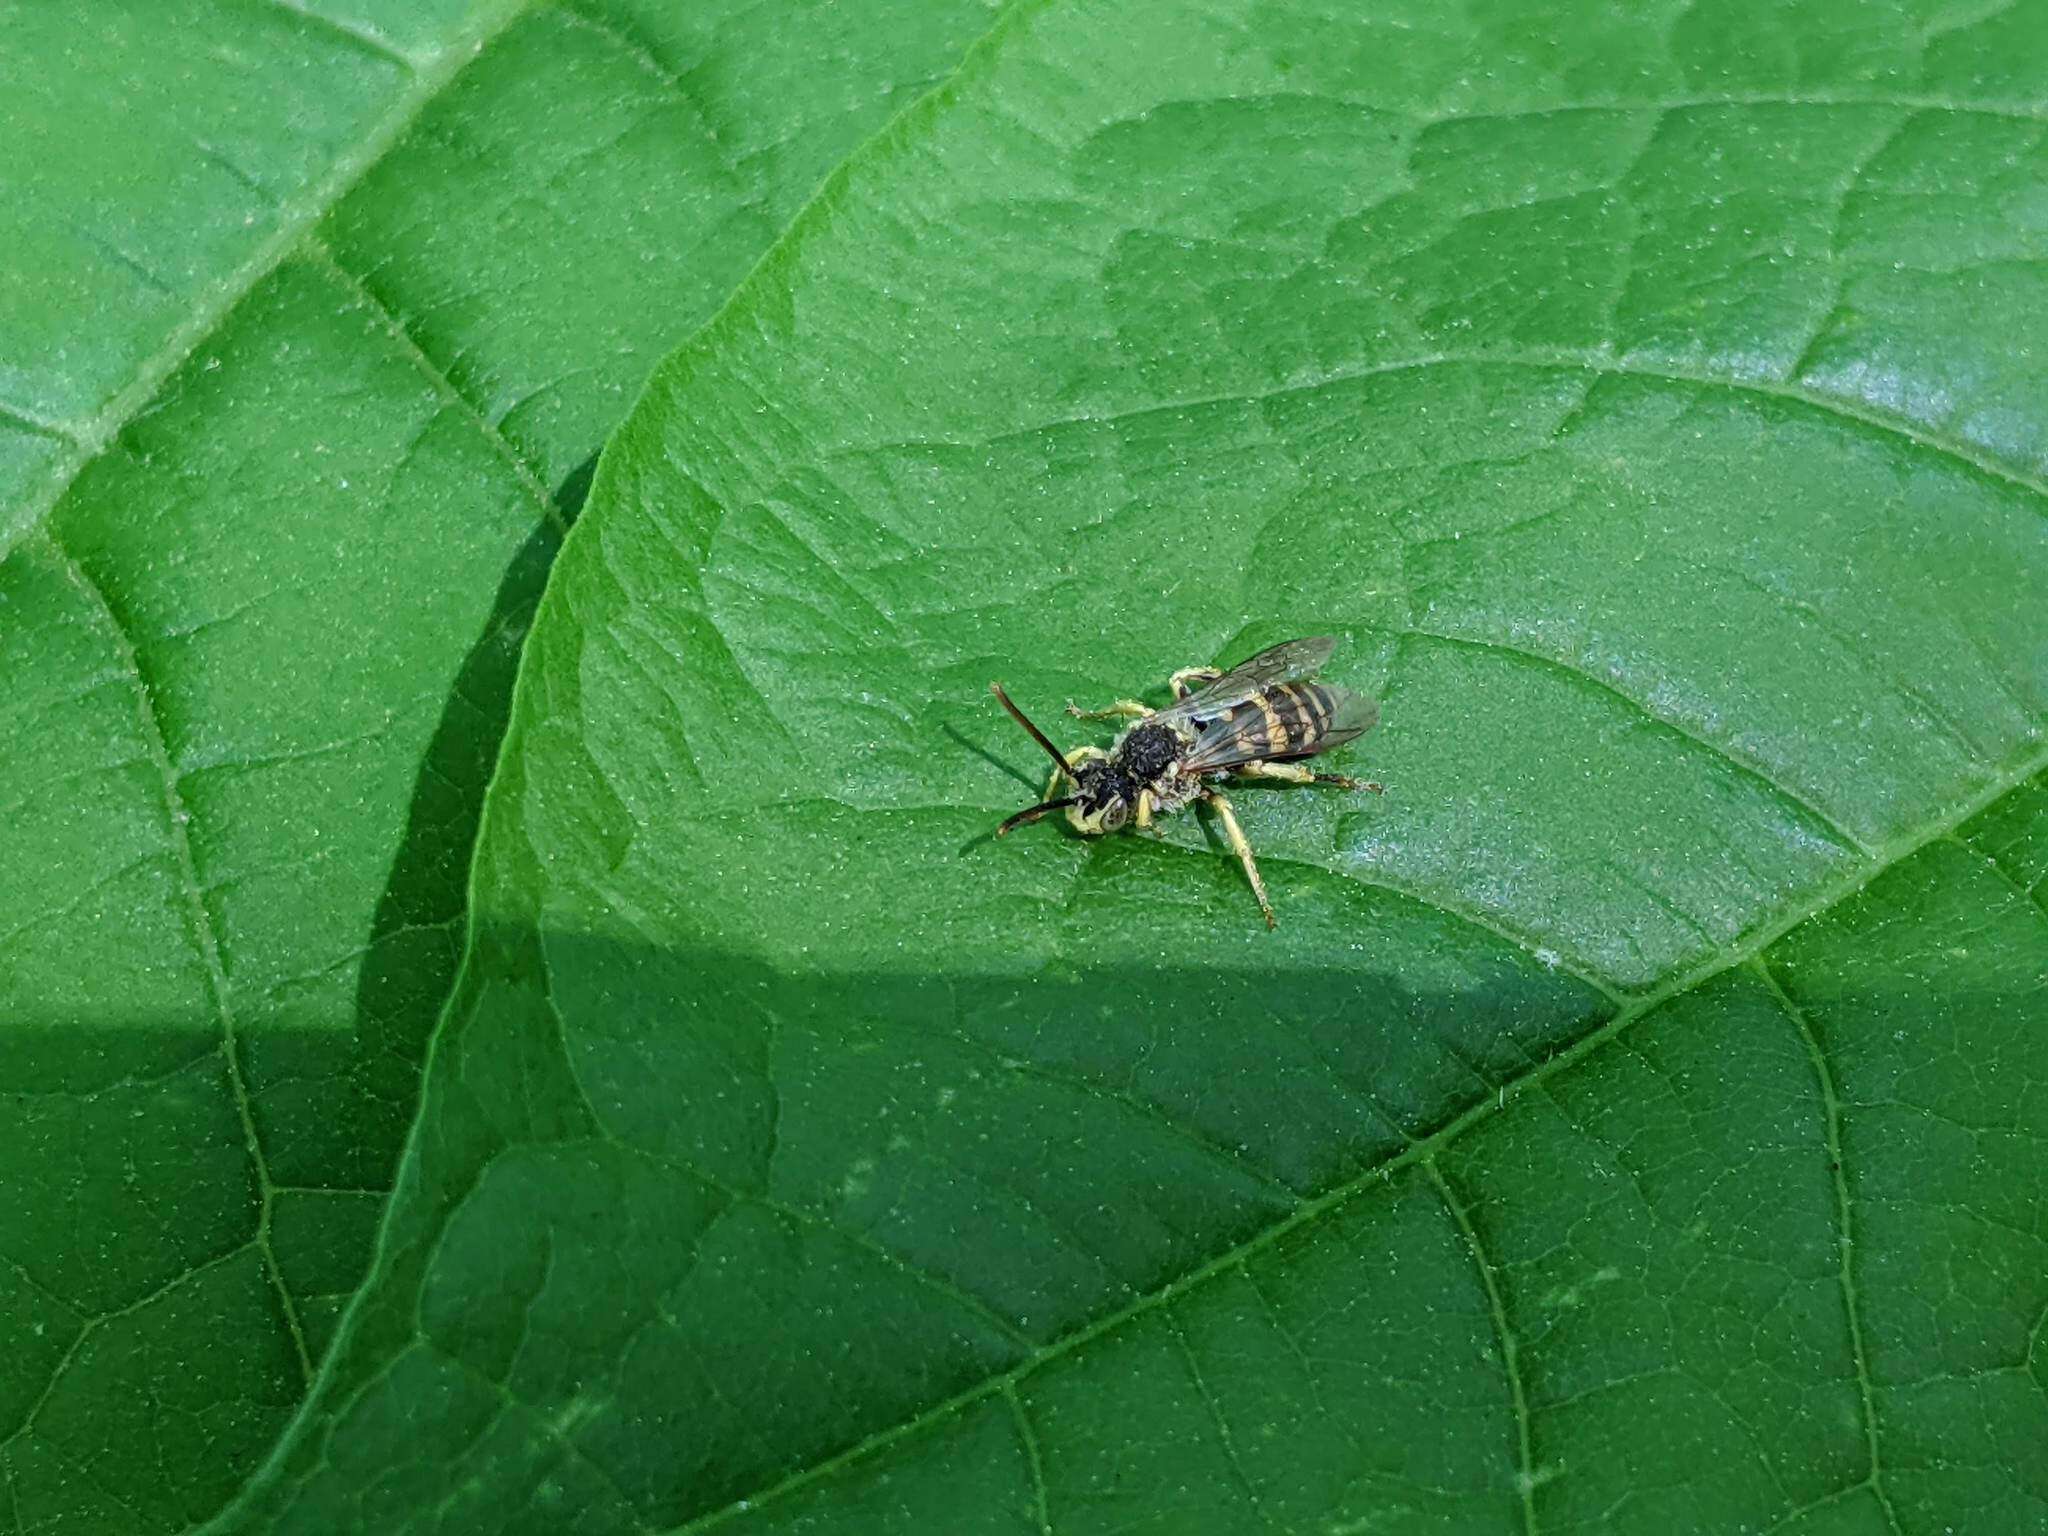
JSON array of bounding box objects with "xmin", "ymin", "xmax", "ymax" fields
[
  {"xmin": 989, "ymin": 682, "xmax": 1074, "ymax": 775},
  {"xmin": 996, "ymin": 796, "xmax": 1078, "ymax": 837}
]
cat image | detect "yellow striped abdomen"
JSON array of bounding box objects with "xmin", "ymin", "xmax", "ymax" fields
[{"xmin": 1212, "ymin": 682, "xmax": 1340, "ymax": 762}]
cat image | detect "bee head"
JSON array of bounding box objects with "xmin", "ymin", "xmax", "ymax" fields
[
  {"xmin": 989, "ymin": 682, "xmax": 1135, "ymax": 839},
  {"xmin": 1066, "ymin": 761, "xmax": 1131, "ymax": 835}
]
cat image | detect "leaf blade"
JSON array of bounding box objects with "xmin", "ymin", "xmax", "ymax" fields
[{"xmin": 229, "ymin": 0, "xmax": 2048, "ymax": 1529}]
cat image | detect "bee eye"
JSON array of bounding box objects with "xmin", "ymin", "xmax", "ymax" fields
[{"xmin": 1101, "ymin": 802, "xmax": 1129, "ymax": 831}]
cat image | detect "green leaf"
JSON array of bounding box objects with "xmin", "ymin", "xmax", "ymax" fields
[
  {"xmin": 0, "ymin": 2, "xmax": 1001, "ymax": 1529},
  {"xmin": 219, "ymin": 0, "xmax": 2048, "ymax": 1531}
]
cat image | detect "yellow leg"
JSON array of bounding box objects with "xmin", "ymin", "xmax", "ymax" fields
[
  {"xmin": 1135, "ymin": 787, "xmax": 1154, "ymax": 829},
  {"xmin": 1205, "ymin": 790, "xmax": 1275, "ymax": 929},
  {"xmin": 1170, "ymin": 666, "xmax": 1222, "ymax": 700},
  {"xmin": 1047, "ymin": 743, "xmax": 1108, "ymax": 799},
  {"xmin": 1234, "ymin": 760, "xmax": 1383, "ymax": 793},
  {"xmin": 1067, "ymin": 698, "xmax": 1151, "ymax": 720}
]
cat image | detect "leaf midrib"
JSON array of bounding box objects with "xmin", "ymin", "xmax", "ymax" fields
[{"xmin": 666, "ymin": 735, "xmax": 2048, "ymax": 1535}]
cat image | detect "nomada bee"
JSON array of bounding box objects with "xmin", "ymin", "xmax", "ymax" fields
[{"xmin": 990, "ymin": 637, "xmax": 1381, "ymax": 928}]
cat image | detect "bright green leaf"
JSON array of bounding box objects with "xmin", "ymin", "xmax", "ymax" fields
[
  {"xmin": 0, "ymin": 2, "xmax": 1000, "ymax": 1529},
  {"xmin": 221, "ymin": 0, "xmax": 2048, "ymax": 1530}
]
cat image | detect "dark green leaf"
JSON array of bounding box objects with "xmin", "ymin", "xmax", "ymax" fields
[{"xmin": 227, "ymin": 0, "xmax": 2048, "ymax": 1531}]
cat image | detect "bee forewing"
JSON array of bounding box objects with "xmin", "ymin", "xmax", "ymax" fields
[{"xmin": 1154, "ymin": 636, "xmax": 1339, "ymax": 727}]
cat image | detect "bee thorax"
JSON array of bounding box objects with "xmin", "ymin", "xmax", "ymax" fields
[{"xmin": 1112, "ymin": 720, "xmax": 1182, "ymax": 781}]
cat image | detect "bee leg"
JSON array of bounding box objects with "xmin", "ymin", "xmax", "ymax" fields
[
  {"xmin": 1170, "ymin": 666, "xmax": 1224, "ymax": 701},
  {"xmin": 1135, "ymin": 787, "xmax": 1154, "ymax": 830},
  {"xmin": 1235, "ymin": 761, "xmax": 1384, "ymax": 794},
  {"xmin": 1317, "ymin": 774, "xmax": 1384, "ymax": 793},
  {"xmin": 1049, "ymin": 744, "xmax": 1108, "ymax": 800},
  {"xmin": 1066, "ymin": 698, "xmax": 1152, "ymax": 720},
  {"xmin": 1203, "ymin": 789, "xmax": 1275, "ymax": 929}
]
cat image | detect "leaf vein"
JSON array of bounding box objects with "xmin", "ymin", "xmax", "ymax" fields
[
  {"xmin": 1004, "ymin": 1382, "xmax": 1054, "ymax": 1536},
  {"xmin": 1752, "ymin": 957, "xmax": 1902, "ymax": 1536},
  {"xmin": 1163, "ymin": 1309, "xmax": 1270, "ymax": 1530},
  {"xmin": 904, "ymin": 1017, "xmax": 1302, "ymax": 1203},
  {"xmin": 251, "ymin": 0, "xmax": 425, "ymax": 69},
  {"xmin": 304, "ymin": 240, "xmax": 567, "ymax": 537},
  {"xmin": 1426, "ymin": 1161, "xmax": 1539, "ymax": 1536},
  {"xmin": 49, "ymin": 542, "xmax": 315, "ymax": 1382},
  {"xmin": 1399, "ymin": 625, "xmax": 1871, "ymax": 856},
  {"xmin": 1, "ymin": 0, "xmax": 537, "ymax": 558},
  {"xmin": 952, "ymin": 349, "xmax": 2048, "ymax": 514}
]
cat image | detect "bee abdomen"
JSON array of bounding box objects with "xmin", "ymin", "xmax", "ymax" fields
[
  {"xmin": 1261, "ymin": 684, "xmax": 1343, "ymax": 761},
  {"xmin": 1228, "ymin": 682, "xmax": 1339, "ymax": 760}
]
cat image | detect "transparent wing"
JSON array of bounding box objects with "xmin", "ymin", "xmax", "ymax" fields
[
  {"xmin": 1153, "ymin": 637, "xmax": 1340, "ymax": 728},
  {"xmin": 1289, "ymin": 686, "xmax": 1379, "ymax": 757},
  {"xmin": 1180, "ymin": 683, "xmax": 1379, "ymax": 773}
]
